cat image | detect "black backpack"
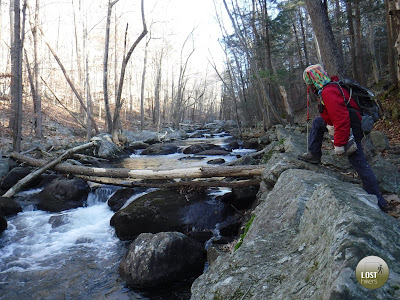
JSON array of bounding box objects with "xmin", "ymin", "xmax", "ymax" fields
[{"xmin": 330, "ymin": 79, "xmax": 381, "ymax": 134}]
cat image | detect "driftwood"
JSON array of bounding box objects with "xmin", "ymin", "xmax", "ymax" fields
[
  {"xmin": 75, "ymin": 175, "xmax": 261, "ymax": 188},
  {"xmin": 10, "ymin": 152, "xmax": 265, "ymax": 180},
  {"xmin": 3, "ymin": 141, "xmax": 97, "ymax": 198}
]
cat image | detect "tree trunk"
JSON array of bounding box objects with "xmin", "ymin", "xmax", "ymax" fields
[
  {"xmin": 10, "ymin": 0, "xmax": 23, "ymax": 152},
  {"xmin": 388, "ymin": 0, "xmax": 400, "ymax": 85},
  {"xmin": 75, "ymin": 175, "xmax": 261, "ymax": 189},
  {"xmin": 367, "ymin": 1, "xmax": 380, "ymax": 84},
  {"xmin": 112, "ymin": 0, "xmax": 147, "ymax": 143},
  {"xmin": 32, "ymin": 0, "xmax": 42, "ymax": 138},
  {"xmin": 304, "ymin": 0, "xmax": 346, "ymax": 77},
  {"xmin": 103, "ymin": 0, "xmax": 119, "ymax": 133},
  {"xmin": 386, "ymin": 0, "xmax": 398, "ymax": 86},
  {"xmin": 354, "ymin": 0, "xmax": 366, "ymax": 85},
  {"xmin": 140, "ymin": 37, "xmax": 150, "ymax": 130},
  {"xmin": 10, "ymin": 152, "xmax": 265, "ymax": 180}
]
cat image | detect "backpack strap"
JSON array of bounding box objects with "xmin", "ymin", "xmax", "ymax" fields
[{"xmin": 325, "ymin": 82, "xmax": 356, "ymax": 110}]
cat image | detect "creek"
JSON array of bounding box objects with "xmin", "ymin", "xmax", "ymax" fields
[{"xmin": 0, "ymin": 132, "xmax": 255, "ymax": 299}]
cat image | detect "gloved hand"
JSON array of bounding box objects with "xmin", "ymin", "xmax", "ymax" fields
[
  {"xmin": 334, "ymin": 146, "xmax": 345, "ymax": 155},
  {"xmin": 326, "ymin": 125, "xmax": 335, "ymax": 136}
]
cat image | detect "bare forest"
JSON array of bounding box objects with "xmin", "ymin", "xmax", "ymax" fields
[{"xmin": 1, "ymin": 0, "xmax": 400, "ymax": 152}]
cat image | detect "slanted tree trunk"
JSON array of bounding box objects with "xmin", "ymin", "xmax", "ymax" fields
[
  {"xmin": 3, "ymin": 141, "xmax": 97, "ymax": 198},
  {"xmin": 304, "ymin": 0, "xmax": 346, "ymax": 77},
  {"xmin": 39, "ymin": 27, "xmax": 99, "ymax": 134}
]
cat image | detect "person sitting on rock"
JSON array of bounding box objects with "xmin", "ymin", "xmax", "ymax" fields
[{"xmin": 298, "ymin": 64, "xmax": 388, "ymax": 212}]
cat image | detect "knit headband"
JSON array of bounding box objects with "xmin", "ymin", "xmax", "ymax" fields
[{"xmin": 303, "ymin": 64, "xmax": 331, "ymax": 90}]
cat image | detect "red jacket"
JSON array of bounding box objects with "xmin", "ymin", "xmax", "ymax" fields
[{"xmin": 320, "ymin": 76, "xmax": 361, "ymax": 147}]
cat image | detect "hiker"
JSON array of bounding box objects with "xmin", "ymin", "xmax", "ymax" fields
[{"xmin": 298, "ymin": 64, "xmax": 388, "ymax": 212}]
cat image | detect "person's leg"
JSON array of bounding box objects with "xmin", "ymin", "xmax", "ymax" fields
[
  {"xmin": 308, "ymin": 116, "xmax": 327, "ymax": 158},
  {"xmin": 348, "ymin": 142, "xmax": 387, "ymax": 210}
]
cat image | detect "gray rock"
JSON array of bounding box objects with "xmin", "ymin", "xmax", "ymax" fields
[
  {"xmin": 0, "ymin": 157, "xmax": 10, "ymax": 178},
  {"xmin": 191, "ymin": 169, "xmax": 400, "ymax": 299},
  {"xmin": 110, "ymin": 189, "xmax": 229, "ymax": 241},
  {"xmin": 140, "ymin": 143, "xmax": 178, "ymax": 155},
  {"xmin": 0, "ymin": 197, "xmax": 22, "ymax": 216},
  {"xmin": 119, "ymin": 232, "xmax": 205, "ymax": 289},
  {"xmin": 34, "ymin": 178, "xmax": 90, "ymax": 212},
  {"xmin": 0, "ymin": 215, "xmax": 7, "ymax": 233},
  {"xmin": 91, "ymin": 135, "xmax": 123, "ymax": 159},
  {"xmin": 371, "ymin": 156, "xmax": 400, "ymax": 195},
  {"xmin": 0, "ymin": 166, "xmax": 33, "ymax": 190},
  {"xmin": 369, "ymin": 131, "xmax": 390, "ymax": 151}
]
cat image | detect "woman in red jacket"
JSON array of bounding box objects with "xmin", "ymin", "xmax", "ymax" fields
[{"xmin": 299, "ymin": 64, "xmax": 387, "ymax": 212}]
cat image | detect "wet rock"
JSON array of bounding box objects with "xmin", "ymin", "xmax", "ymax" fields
[
  {"xmin": 0, "ymin": 166, "xmax": 35, "ymax": 190},
  {"xmin": 182, "ymin": 143, "xmax": 222, "ymax": 154},
  {"xmin": 119, "ymin": 232, "xmax": 205, "ymax": 289},
  {"xmin": 197, "ymin": 149, "xmax": 230, "ymax": 156},
  {"xmin": 207, "ymin": 158, "xmax": 225, "ymax": 164},
  {"xmin": 0, "ymin": 197, "xmax": 22, "ymax": 216},
  {"xmin": 0, "ymin": 215, "xmax": 7, "ymax": 233},
  {"xmin": 243, "ymin": 138, "xmax": 259, "ymax": 149},
  {"xmin": 34, "ymin": 178, "xmax": 90, "ymax": 212},
  {"xmin": 108, "ymin": 188, "xmax": 137, "ymax": 212},
  {"xmin": 227, "ymin": 141, "xmax": 240, "ymax": 150},
  {"xmin": 110, "ymin": 189, "xmax": 229, "ymax": 241},
  {"xmin": 49, "ymin": 214, "xmax": 69, "ymax": 228},
  {"xmin": 140, "ymin": 143, "xmax": 178, "ymax": 155}
]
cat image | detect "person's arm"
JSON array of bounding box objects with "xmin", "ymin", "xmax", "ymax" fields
[{"xmin": 321, "ymin": 86, "xmax": 350, "ymax": 147}]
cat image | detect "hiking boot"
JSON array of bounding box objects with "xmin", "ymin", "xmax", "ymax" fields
[
  {"xmin": 343, "ymin": 139, "xmax": 358, "ymax": 156},
  {"xmin": 298, "ymin": 152, "xmax": 321, "ymax": 164},
  {"xmin": 378, "ymin": 203, "xmax": 388, "ymax": 213}
]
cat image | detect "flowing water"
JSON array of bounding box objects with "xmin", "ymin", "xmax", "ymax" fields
[{"xmin": 0, "ymin": 132, "xmax": 256, "ymax": 299}]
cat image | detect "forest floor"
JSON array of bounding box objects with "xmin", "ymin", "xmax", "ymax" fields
[{"xmin": 1, "ymin": 88, "xmax": 400, "ymax": 219}]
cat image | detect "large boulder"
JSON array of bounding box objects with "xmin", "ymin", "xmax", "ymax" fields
[
  {"xmin": 0, "ymin": 166, "xmax": 34, "ymax": 190},
  {"xmin": 0, "ymin": 215, "xmax": 7, "ymax": 233},
  {"xmin": 0, "ymin": 197, "xmax": 22, "ymax": 216},
  {"xmin": 0, "ymin": 157, "xmax": 10, "ymax": 179},
  {"xmin": 110, "ymin": 189, "xmax": 230, "ymax": 241},
  {"xmin": 140, "ymin": 143, "xmax": 179, "ymax": 155},
  {"xmin": 34, "ymin": 177, "xmax": 90, "ymax": 212},
  {"xmin": 183, "ymin": 143, "xmax": 225, "ymax": 155},
  {"xmin": 119, "ymin": 232, "xmax": 205, "ymax": 289},
  {"xmin": 91, "ymin": 135, "xmax": 123, "ymax": 158},
  {"xmin": 107, "ymin": 187, "xmax": 146, "ymax": 212},
  {"xmin": 191, "ymin": 169, "xmax": 400, "ymax": 299}
]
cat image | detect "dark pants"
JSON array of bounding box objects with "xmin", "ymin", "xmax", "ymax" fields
[{"xmin": 308, "ymin": 116, "xmax": 386, "ymax": 208}]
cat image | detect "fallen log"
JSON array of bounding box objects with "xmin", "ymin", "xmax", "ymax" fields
[
  {"xmin": 3, "ymin": 141, "xmax": 97, "ymax": 198},
  {"xmin": 76, "ymin": 175, "xmax": 261, "ymax": 188},
  {"xmin": 10, "ymin": 152, "xmax": 265, "ymax": 180}
]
